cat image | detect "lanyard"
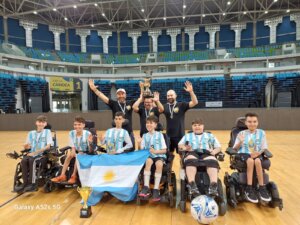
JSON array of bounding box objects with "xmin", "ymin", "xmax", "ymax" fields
[
  {"xmin": 145, "ymin": 107, "xmax": 153, "ymax": 118},
  {"xmin": 118, "ymin": 101, "xmax": 126, "ymax": 114},
  {"xmin": 33, "ymin": 130, "xmax": 44, "ymax": 150},
  {"xmin": 74, "ymin": 131, "xmax": 85, "ymax": 150},
  {"xmin": 168, "ymin": 102, "xmax": 177, "ymax": 119}
]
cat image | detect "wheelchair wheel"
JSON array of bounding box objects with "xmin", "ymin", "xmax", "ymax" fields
[
  {"xmin": 13, "ymin": 163, "xmax": 24, "ymax": 193},
  {"xmin": 136, "ymin": 196, "xmax": 141, "ymax": 206},
  {"xmin": 217, "ymin": 179, "xmax": 227, "ymax": 216},
  {"xmin": 224, "ymin": 172, "xmax": 238, "ymax": 208},
  {"xmin": 168, "ymin": 172, "xmax": 177, "ymax": 208},
  {"xmin": 267, "ymin": 181, "xmax": 283, "ymax": 210},
  {"xmin": 43, "ymin": 180, "xmax": 54, "ymax": 193},
  {"xmin": 179, "ymin": 200, "xmax": 186, "ymax": 213}
]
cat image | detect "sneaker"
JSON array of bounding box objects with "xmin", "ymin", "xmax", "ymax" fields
[
  {"xmin": 67, "ymin": 175, "xmax": 77, "ymax": 184},
  {"xmin": 24, "ymin": 183, "xmax": 38, "ymax": 192},
  {"xmin": 189, "ymin": 181, "xmax": 200, "ymax": 198},
  {"xmin": 208, "ymin": 182, "xmax": 219, "ymax": 197},
  {"xmin": 51, "ymin": 174, "xmax": 67, "ymax": 183},
  {"xmin": 152, "ymin": 189, "xmax": 161, "ymax": 202},
  {"xmin": 258, "ymin": 186, "xmax": 271, "ymax": 202},
  {"xmin": 139, "ymin": 186, "xmax": 151, "ymax": 198},
  {"xmin": 244, "ymin": 186, "xmax": 258, "ymax": 203}
]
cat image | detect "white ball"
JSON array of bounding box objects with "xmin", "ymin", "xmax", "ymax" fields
[{"xmin": 190, "ymin": 195, "xmax": 219, "ymax": 224}]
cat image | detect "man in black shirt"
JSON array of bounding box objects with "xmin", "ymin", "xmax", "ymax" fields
[
  {"xmin": 159, "ymin": 81, "xmax": 198, "ymax": 154},
  {"xmin": 89, "ymin": 80, "xmax": 135, "ymax": 147},
  {"xmin": 133, "ymin": 92, "xmax": 163, "ymax": 137}
]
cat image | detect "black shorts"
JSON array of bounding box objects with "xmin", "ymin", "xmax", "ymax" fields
[
  {"xmin": 149, "ymin": 157, "xmax": 166, "ymax": 164},
  {"xmin": 169, "ymin": 137, "xmax": 182, "ymax": 153}
]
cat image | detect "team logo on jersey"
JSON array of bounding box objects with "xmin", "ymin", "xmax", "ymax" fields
[{"xmin": 173, "ymin": 107, "xmax": 179, "ymax": 113}]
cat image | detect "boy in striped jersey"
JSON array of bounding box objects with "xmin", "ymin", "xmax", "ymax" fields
[
  {"xmin": 137, "ymin": 115, "xmax": 167, "ymax": 201},
  {"xmin": 233, "ymin": 112, "xmax": 271, "ymax": 203},
  {"xmin": 178, "ymin": 119, "xmax": 221, "ymax": 198},
  {"xmin": 99, "ymin": 112, "xmax": 133, "ymax": 154},
  {"xmin": 19, "ymin": 115, "xmax": 53, "ymax": 192},
  {"xmin": 51, "ymin": 116, "xmax": 93, "ymax": 184}
]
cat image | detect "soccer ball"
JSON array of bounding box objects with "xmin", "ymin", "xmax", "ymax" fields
[{"xmin": 190, "ymin": 195, "xmax": 219, "ymax": 224}]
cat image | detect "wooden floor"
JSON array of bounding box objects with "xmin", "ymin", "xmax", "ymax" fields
[{"xmin": 0, "ymin": 130, "xmax": 299, "ymax": 225}]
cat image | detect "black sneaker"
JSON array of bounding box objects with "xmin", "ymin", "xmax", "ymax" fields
[
  {"xmin": 189, "ymin": 181, "xmax": 200, "ymax": 198},
  {"xmin": 244, "ymin": 186, "xmax": 258, "ymax": 203},
  {"xmin": 208, "ymin": 182, "xmax": 219, "ymax": 197},
  {"xmin": 152, "ymin": 189, "xmax": 161, "ymax": 202},
  {"xmin": 258, "ymin": 186, "xmax": 271, "ymax": 202},
  {"xmin": 24, "ymin": 183, "xmax": 38, "ymax": 192},
  {"xmin": 139, "ymin": 186, "xmax": 151, "ymax": 198}
]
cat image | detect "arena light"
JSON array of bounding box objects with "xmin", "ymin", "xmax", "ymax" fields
[
  {"xmin": 102, "ymin": 13, "xmax": 105, "ymax": 17},
  {"xmin": 144, "ymin": 18, "xmax": 148, "ymax": 22},
  {"xmin": 265, "ymin": 10, "xmax": 268, "ymax": 14},
  {"xmin": 163, "ymin": 17, "xmax": 166, "ymax": 21},
  {"xmin": 53, "ymin": 8, "xmax": 57, "ymax": 11},
  {"xmin": 141, "ymin": 8, "xmax": 145, "ymax": 12},
  {"xmin": 109, "ymin": 22, "xmax": 112, "ymax": 26},
  {"xmin": 202, "ymin": 14, "xmax": 206, "ymax": 17},
  {"xmin": 243, "ymin": 11, "xmax": 247, "ymax": 14},
  {"xmin": 183, "ymin": 5, "xmax": 186, "ymax": 9},
  {"xmin": 182, "ymin": 16, "xmax": 185, "ymax": 19},
  {"xmin": 227, "ymin": 1, "xmax": 231, "ymax": 5},
  {"xmin": 126, "ymin": 20, "xmax": 130, "ymax": 23},
  {"xmin": 223, "ymin": 12, "xmax": 226, "ymax": 16},
  {"xmin": 64, "ymin": 17, "xmax": 68, "ymax": 21},
  {"xmin": 274, "ymin": 0, "xmax": 278, "ymax": 2},
  {"xmin": 287, "ymin": 9, "xmax": 290, "ymax": 13},
  {"xmin": 91, "ymin": 24, "xmax": 94, "ymax": 27},
  {"xmin": 94, "ymin": 3, "xmax": 98, "ymax": 7},
  {"xmin": 33, "ymin": 11, "xmax": 37, "ymax": 15},
  {"xmin": 73, "ymin": 5, "xmax": 77, "ymax": 9}
]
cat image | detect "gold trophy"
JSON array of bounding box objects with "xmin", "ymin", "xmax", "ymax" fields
[
  {"xmin": 77, "ymin": 186, "xmax": 93, "ymax": 218},
  {"xmin": 140, "ymin": 70, "xmax": 154, "ymax": 98}
]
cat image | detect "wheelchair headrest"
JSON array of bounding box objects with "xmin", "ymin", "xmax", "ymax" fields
[
  {"xmin": 235, "ymin": 117, "xmax": 247, "ymax": 129},
  {"xmin": 155, "ymin": 123, "xmax": 164, "ymax": 132},
  {"xmin": 44, "ymin": 123, "xmax": 52, "ymax": 130},
  {"xmin": 85, "ymin": 120, "xmax": 95, "ymax": 129},
  {"xmin": 112, "ymin": 119, "xmax": 129, "ymax": 128}
]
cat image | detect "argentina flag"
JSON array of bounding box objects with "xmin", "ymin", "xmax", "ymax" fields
[{"xmin": 76, "ymin": 150, "xmax": 150, "ymax": 206}]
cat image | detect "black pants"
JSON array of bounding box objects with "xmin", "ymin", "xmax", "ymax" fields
[
  {"xmin": 130, "ymin": 132, "xmax": 136, "ymax": 150},
  {"xmin": 21, "ymin": 156, "xmax": 46, "ymax": 185},
  {"xmin": 169, "ymin": 137, "xmax": 182, "ymax": 153}
]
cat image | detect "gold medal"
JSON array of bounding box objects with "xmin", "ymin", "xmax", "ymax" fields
[
  {"xmin": 126, "ymin": 105, "xmax": 131, "ymax": 111},
  {"xmin": 173, "ymin": 107, "xmax": 179, "ymax": 113}
]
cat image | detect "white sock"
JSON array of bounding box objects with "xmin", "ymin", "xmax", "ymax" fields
[
  {"xmin": 144, "ymin": 170, "xmax": 151, "ymax": 187},
  {"xmin": 154, "ymin": 173, "xmax": 162, "ymax": 190}
]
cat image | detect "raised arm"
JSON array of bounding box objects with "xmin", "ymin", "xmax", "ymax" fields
[
  {"xmin": 132, "ymin": 94, "xmax": 143, "ymax": 113},
  {"xmin": 184, "ymin": 81, "xmax": 198, "ymax": 108},
  {"xmin": 153, "ymin": 92, "xmax": 164, "ymax": 113},
  {"xmin": 89, "ymin": 79, "xmax": 109, "ymax": 104}
]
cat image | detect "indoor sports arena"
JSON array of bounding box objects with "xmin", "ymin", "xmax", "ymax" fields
[{"xmin": 0, "ymin": 0, "xmax": 300, "ymax": 224}]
